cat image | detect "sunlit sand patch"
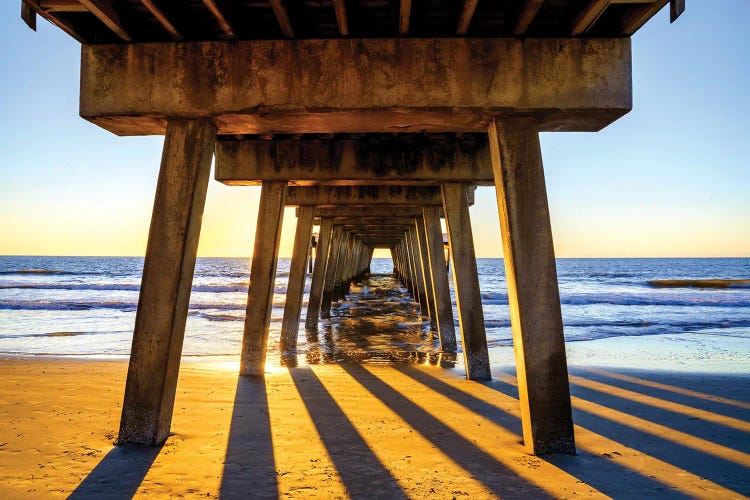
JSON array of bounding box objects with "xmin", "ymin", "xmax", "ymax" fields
[
  {"xmin": 310, "ymin": 364, "xmax": 497, "ymax": 498},
  {"xmin": 494, "ymin": 372, "xmax": 746, "ymax": 499},
  {"xmin": 584, "ymin": 367, "xmax": 750, "ymax": 410},
  {"xmin": 568, "ymin": 374, "xmax": 750, "ymax": 432},
  {"xmin": 356, "ymin": 365, "xmax": 607, "ymax": 498}
]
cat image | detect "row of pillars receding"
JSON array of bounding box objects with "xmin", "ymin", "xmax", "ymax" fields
[{"xmin": 117, "ymin": 117, "xmax": 575, "ymax": 457}]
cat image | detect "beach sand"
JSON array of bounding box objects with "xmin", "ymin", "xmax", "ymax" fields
[{"xmin": 0, "ymin": 354, "xmax": 748, "ymax": 498}]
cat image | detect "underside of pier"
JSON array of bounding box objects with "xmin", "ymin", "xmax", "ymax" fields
[{"xmin": 21, "ymin": 0, "xmax": 683, "ymax": 457}]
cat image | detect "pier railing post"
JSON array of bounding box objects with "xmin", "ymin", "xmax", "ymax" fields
[
  {"xmin": 488, "ymin": 117, "xmax": 575, "ymax": 455},
  {"xmin": 441, "ymin": 182, "xmax": 491, "ymax": 381},
  {"xmin": 280, "ymin": 205, "xmax": 314, "ymax": 354},
  {"xmin": 240, "ymin": 181, "xmax": 287, "ymax": 376},
  {"xmin": 118, "ymin": 119, "xmax": 215, "ymax": 446}
]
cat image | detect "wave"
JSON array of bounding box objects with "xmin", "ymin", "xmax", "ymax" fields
[
  {"xmin": 478, "ymin": 291, "xmax": 750, "ymax": 308},
  {"xmin": 0, "ymin": 282, "xmax": 253, "ymax": 293},
  {"xmin": 649, "ymin": 279, "xmax": 750, "ymax": 289},
  {"xmin": 0, "ymin": 269, "xmax": 63, "ymax": 275}
]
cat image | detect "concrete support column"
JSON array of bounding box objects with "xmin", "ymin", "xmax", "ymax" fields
[
  {"xmin": 415, "ymin": 215, "xmax": 437, "ymax": 329},
  {"xmin": 240, "ymin": 181, "xmax": 287, "ymax": 376},
  {"xmin": 488, "ymin": 117, "xmax": 575, "ymax": 455},
  {"xmin": 321, "ymin": 226, "xmax": 343, "ymax": 318},
  {"xmin": 280, "ymin": 205, "xmax": 314, "ymax": 354},
  {"xmin": 422, "ymin": 206, "xmax": 457, "ymax": 352},
  {"xmin": 118, "ymin": 119, "xmax": 216, "ymax": 446},
  {"xmin": 408, "ymin": 226, "xmax": 428, "ymax": 318},
  {"xmin": 305, "ymin": 218, "xmax": 333, "ymax": 331},
  {"xmin": 441, "ymin": 182, "xmax": 491, "ymax": 381}
]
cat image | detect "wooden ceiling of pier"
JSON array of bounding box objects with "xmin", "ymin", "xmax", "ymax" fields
[{"xmin": 24, "ymin": 0, "xmax": 674, "ymax": 45}]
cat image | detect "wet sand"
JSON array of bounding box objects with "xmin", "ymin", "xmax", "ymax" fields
[{"xmin": 1, "ymin": 274, "xmax": 749, "ymax": 498}]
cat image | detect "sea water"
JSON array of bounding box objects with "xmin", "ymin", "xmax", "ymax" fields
[{"xmin": 0, "ymin": 256, "xmax": 748, "ymax": 366}]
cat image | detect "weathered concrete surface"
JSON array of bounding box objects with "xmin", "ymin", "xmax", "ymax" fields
[
  {"xmin": 305, "ymin": 218, "xmax": 333, "ymax": 331},
  {"xmin": 488, "ymin": 117, "xmax": 575, "ymax": 455},
  {"xmin": 81, "ymin": 38, "xmax": 632, "ymax": 135},
  {"xmin": 118, "ymin": 119, "xmax": 215, "ymax": 446},
  {"xmin": 286, "ymin": 186, "xmax": 443, "ymax": 206},
  {"xmin": 215, "ymin": 136, "xmax": 493, "ymax": 185},
  {"xmin": 423, "ymin": 206, "xmax": 457, "ymax": 352},
  {"xmin": 442, "ymin": 183, "xmax": 491, "ymax": 382},
  {"xmin": 241, "ymin": 182, "xmax": 287, "ymax": 377},
  {"xmin": 280, "ymin": 206, "xmax": 314, "ymax": 354}
]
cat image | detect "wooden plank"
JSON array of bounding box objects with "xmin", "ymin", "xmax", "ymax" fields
[
  {"xmin": 139, "ymin": 0, "xmax": 182, "ymax": 40},
  {"xmin": 240, "ymin": 181, "xmax": 287, "ymax": 376},
  {"xmin": 423, "ymin": 206, "xmax": 457, "ymax": 352},
  {"xmin": 39, "ymin": 0, "xmax": 87, "ymax": 12},
  {"xmin": 118, "ymin": 119, "xmax": 216, "ymax": 446},
  {"xmin": 621, "ymin": 0, "xmax": 667, "ymax": 35},
  {"xmin": 305, "ymin": 218, "xmax": 333, "ymax": 331},
  {"xmin": 514, "ymin": 0, "xmax": 544, "ymax": 35},
  {"xmin": 441, "ymin": 182, "xmax": 490, "ymax": 381},
  {"xmin": 670, "ymin": 0, "xmax": 685, "ymax": 23},
  {"xmin": 25, "ymin": 0, "xmax": 86, "ymax": 42},
  {"xmin": 571, "ymin": 0, "xmax": 610, "ymax": 36},
  {"xmin": 269, "ymin": 0, "xmax": 294, "ymax": 38},
  {"xmin": 79, "ymin": 0, "xmax": 132, "ymax": 41},
  {"xmin": 488, "ymin": 117, "xmax": 574, "ymax": 455},
  {"xmin": 332, "ymin": 0, "xmax": 348, "ymax": 36},
  {"xmin": 456, "ymin": 0, "xmax": 479, "ymax": 35},
  {"xmin": 399, "ymin": 0, "xmax": 411, "ymax": 34},
  {"xmin": 280, "ymin": 206, "xmax": 314, "ymax": 354},
  {"xmin": 202, "ymin": 0, "xmax": 235, "ymax": 38},
  {"xmin": 21, "ymin": 1, "xmax": 37, "ymax": 30}
]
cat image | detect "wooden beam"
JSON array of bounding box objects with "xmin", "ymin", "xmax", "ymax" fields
[
  {"xmin": 399, "ymin": 0, "xmax": 410, "ymax": 35},
  {"xmin": 39, "ymin": 0, "xmax": 87, "ymax": 12},
  {"xmin": 241, "ymin": 181, "xmax": 287, "ymax": 376},
  {"xmin": 269, "ymin": 0, "xmax": 294, "ymax": 38},
  {"xmin": 202, "ymin": 0, "xmax": 235, "ymax": 38},
  {"xmin": 621, "ymin": 0, "xmax": 667, "ymax": 35},
  {"xmin": 332, "ymin": 0, "xmax": 348, "ymax": 36},
  {"xmin": 215, "ymin": 136, "xmax": 493, "ymax": 186},
  {"xmin": 118, "ymin": 119, "xmax": 216, "ymax": 446},
  {"xmin": 139, "ymin": 0, "xmax": 182, "ymax": 40},
  {"xmin": 456, "ymin": 0, "xmax": 479, "ymax": 35},
  {"xmin": 441, "ymin": 183, "xmax": 491, "ymax": 381},
  {"xmin": 79, "ymin": 0, "xmax": 132, "ymax": 41},
  {"xmin": 21, "ymin": 1, "xmax": 37, "ymax": 30},
  {"xmin": 670, "ymin": 0, "xmax": 684, "ymax": 23},
  {"xmin": 488, "ymin": 117, "xmax": 574, "ymax": 455},
  {"xmin": 25, "ymin": 0, "xmax": 86, "ymax": 42},
  {"xmin": 571, "ymin": 0, "xmax": 610, "ymax": 36},
  {"xmin": 514, "ymin": 0, "xmax": 543, "ymax": 35}
]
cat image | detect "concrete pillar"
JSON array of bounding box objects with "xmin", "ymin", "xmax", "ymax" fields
[
  {"xmin": 422, "ymin": 206, "xmax": 457, "ymax": 352},
  {"xmin": 408, "ymin": 226, "xmax": 428, "ymax": 318},
  {"xmin": 118, "ymin": 119, "xmax": 215, "ymax": 446},
  {"xmin": 321, "ymin": 226, "xmax": 343, "ymax": 318},
  {"xmin": 280, "ymin": 205, "xmax": 314, "ymax": 354},
  {"xmin": 441, "ymin": 182, "xmax": 491, "ymax": 381},
  {"xmin": 415, "ymin": 215, "xmax": 437, "ymax": 329},
  {"xmin": 305, "ymin": 218, "xmax": 333, "ymax": 331},
  {"xmin": 488, "ymin": 117, "xmax": 575, "ymax": 455},
  {"xmin": 240, "ymin": 181, "xmax": 287, "ymax": 377}
]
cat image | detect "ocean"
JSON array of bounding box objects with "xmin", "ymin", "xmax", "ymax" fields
[{"xmin": 1, "ymin": 256, "xmax": 749, "ymax": 368}]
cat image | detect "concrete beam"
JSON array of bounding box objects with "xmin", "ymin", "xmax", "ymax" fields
[
  {"xmin": 313, "ymin": 206, "xmax": 424, "ymax": 219},
  {"xmin": 80, "ymin": 38, "xmax": 632, "ymax": 135},
  {"xmin": 215, "ymin": 136, "xmax": 493, "ymax": 185},
  {"xmin": 286, "ymin": 186, "xmax": 443, "ymax": 206}
]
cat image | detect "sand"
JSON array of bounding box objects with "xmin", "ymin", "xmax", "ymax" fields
[{"xmin": 0, "ymin": 355, "xmax": 748, "ymax": 499}]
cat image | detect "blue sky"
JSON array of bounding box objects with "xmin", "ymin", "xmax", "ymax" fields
[{"xmin": 1, "ymin": 2, "xmax": 748, "ymax": 257}]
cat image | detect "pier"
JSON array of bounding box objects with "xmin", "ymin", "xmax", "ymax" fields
[{"xmin": 20, "ymin": 0, "xmax": 684, "ymax": 458}]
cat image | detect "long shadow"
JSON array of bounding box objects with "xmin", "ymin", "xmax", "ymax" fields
[
  {"xmin": 69, "ymin": 444, "xmax": 161, "ymax": 499},
  {"xmin": 576, "ymin": 368, "xmax": 750, "ymax": 421},
  {"xmin": 568, "ymin": 381, "xmax": 749, "ymax": 452},
  {"xmin": 488, "ymin": 374, "xmax": 750, "ymax": 496},
  {"xmin": 289, "ymin": 366, "xmax": 407, "ymax": 499},
  {"xmin": 399, "ymin": 367, "xmax": 689, "ymax": 499},
  {"xmin": 339, "ymin": 363, "xmax": 554, "ymax": 498},
  {"xmin": 219, "ymin": 376, "xmax": 278, "ymax": 499}
]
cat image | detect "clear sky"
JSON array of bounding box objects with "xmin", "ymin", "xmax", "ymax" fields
[{"xmin": 1, "ymin": 3, "xmax": 748, "ymax": 258}]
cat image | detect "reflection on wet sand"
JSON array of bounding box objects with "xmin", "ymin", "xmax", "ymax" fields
[{"xmin": 283, "ymin": 273, "xmax": 457, "ymax": 368}]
